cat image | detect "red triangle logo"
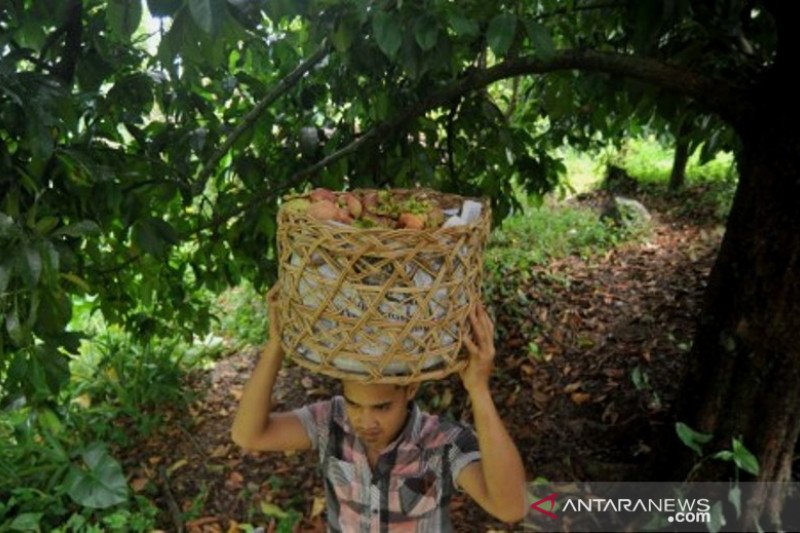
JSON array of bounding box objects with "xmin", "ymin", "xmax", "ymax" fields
[{"xmin": 530, "ymin": 492, "xmax": 558, "ymax": 519}]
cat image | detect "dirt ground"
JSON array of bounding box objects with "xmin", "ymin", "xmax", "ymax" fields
[{"xmin": 115, "ymin": 191, "xmax": 723, "ymax": 532}]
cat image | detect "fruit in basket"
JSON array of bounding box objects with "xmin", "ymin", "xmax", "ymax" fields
[
  {"xmin": 362, "ymin": 191, "xmax": 379, "ymax": 213},
  {"xmin": 361, "ymin": 213, "xmax": 395, "ymax": 228},
  {"xmin": 308, "ymin": 199, "xmax": 338, "ymax": 221},
  {"xmin": 282, "ymin": 198, "xmax": 311, "ymax": 214},
  {"xmin": 398, "ymin": 212, "xmax": 426, "ymax": 229},
  {"xmin": 341, "ymin": 193, "xmax": 363, "ymax": 218},
  {"xmin": 291, "ymin": 188, "xmax": 469, "ymax": 230},
  {"xmin": 333, "ymin": 207, "xmax": 354, "ymax": 224},
  {"xmin": 309, "ymin": 187, "xmax": 337, "ymax": 203}
]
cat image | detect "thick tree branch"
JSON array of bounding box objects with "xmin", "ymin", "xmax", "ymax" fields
[
  {"xmin": 480, "ymin": 50, "xmax": 746, "ymax": 122},
  {"xmin": 196, "ymin": 48, "xmax": 743, "ymax": 235},
  {"xmin": 100, "ymin": 48, "xmax": 743, "ymax": 275}
]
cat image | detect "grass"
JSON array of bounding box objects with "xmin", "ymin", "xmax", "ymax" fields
[
  {"xmin": 621, "ymin": 136, "xmax": 736, "ymax": 185},
  {"xmin": 210, "ymin": 281, "xmax": 269, "ymax": 349},
  {"xmin": 557, "ymin": 145, "xmax": 604, "ymax": 194},
  {"xmin": 485, "ymin": 203, "xmax": 638, "ymax": 274},
  {"xmin": 549, "ymin": 135, "xmax": 737, "ymax": 195}
]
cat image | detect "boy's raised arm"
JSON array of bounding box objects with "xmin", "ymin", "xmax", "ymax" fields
[
  {"xmin": 230, "ymin": 286, "xmax": 312, "ymax": 452},
  {"xmin": 456, "ymin": 302, "xmax": 528, "ymax": 523}
]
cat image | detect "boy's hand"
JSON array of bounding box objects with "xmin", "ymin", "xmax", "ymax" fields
[{"xmin": 459, "ymin": 301, "xmax": 496, "ymax": 394}]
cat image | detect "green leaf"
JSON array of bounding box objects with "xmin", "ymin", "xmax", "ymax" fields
[
  {"xmin": 107, "ymin": 0, "xmax": 143, "ymax": 41},
  {"xmin": 76, "ymin": 50, "xmax": 114, "ymax": 92},
  {"xmin": 414, "ymin": 15, "xmax": 439, "ymax": 51},
  {"xmin": 264, "ymin": 0, "xmax": 303, "ymax": 21},
  {"xmin": 38, "ymin": 407, "xmax": 64, "ymax": 436},
  {"xmin": 25, "ymin": 344, "xmax": 70, "ymax": 399},
  {"xmin": 728, "ymin": 484, "xmax": 742, "ymax": 518},
  {"xmin": 53, "ymin": 220, "xmax": 101, "ymax": 238},
  {"xmin": 631, "ymin": 365, "xmax": 650, "ymax": 390},
  {"xmin": 372, "ymin": 12, "xmax": 402, "ymax": 59},
  {"xmin": 65, "ymin": 442, "xmax": 129, "ymax": 509},
  {"xmin": 732, "ymin": 438, "xmax": 760, "ymax": 475},
  {"xmin": 35, "ymin": 288, "xmax": 72, "ymax": 335},
  {"xmin": 449, "ymin": 14, "xmax": 479, "ymax": 37},
  {"xmin": 189, "ymin": 0, "xmax": 224, "ymax": 35},
  {"xmin": 713, "ymin": 450, "xmax": 734, "ymax": 461},
  {"xmin": 708, "ymin": 501, "xmax": 727, "ymax": 533},
  {"xmin": 675, "ymin": 422, "xmax": 712, "ymax": 456},
  {"xmin": 525, "ymin": 21, "xmax": 555, "ymax": 61},
  {"xmin": 6, "ymin": 304, "xmax": 25, "ymax": 346},
  {"xmin": 60, "ymin": 272, "xmax": 91, "ymax": 293},
  {"xmin": 487, "ymin": 13, "xmax": 517, "ymax": 57},
  {"xmin": 0, "ymin": 262, "xmax": 10, "ymax": 294},
  {"xmin": 147, "ymin": 0, "xmax": 182, "ymax": 17},
  {"xmin": 400, "ymin": 32, "xmax": 422, "ymax": 79},
  {"xmin": 158, "ymin": 8, "xmax": 188, "ymax": 64},
  {"xmin": 332, "ymin": 17, "xmax": 357, "ymax": 53},
  {"xmin": 261, "ymin": 500, "xmax": 289, "ymax": 519},
  {"xmin": 0, "ymin": 211, "xmax": 16, "ymax": 238},
  {"xmin": 107, "ymin": 73, "xmax": 155, "ymax": 117},
  {"xmin": 22, "ymin": 243, "xmax": 43, "ymax": 287},
  {"xmin": 132, "ymin": 217, "xmax": 180, "ymax": 258},
  {"xmin": 9, "ymin": 513, "xmax": 43, "ymax": 531},
  {"xmin": 35, "ymin": 216, "xmax": 59, "ymax": 235}
]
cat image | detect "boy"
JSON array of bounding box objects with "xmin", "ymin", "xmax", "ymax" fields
[{"xmin": 231, "ymin": 287, "xmax": 527, "ymax": 531}]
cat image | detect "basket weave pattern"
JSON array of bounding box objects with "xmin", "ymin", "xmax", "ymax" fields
[{"xmin": 276, "ymin": 189, "xmax": 491, "ymax": 383}]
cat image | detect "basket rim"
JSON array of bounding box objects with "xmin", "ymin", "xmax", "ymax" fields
[{"xmin": 278, "ymin": 187, "xmax": 491, "ymax": 235}]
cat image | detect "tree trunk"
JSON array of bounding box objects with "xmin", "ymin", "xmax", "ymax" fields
[
  {"xmin": 668, "ymin": 121, "xmax": 692, "ymax": 191},
  {"xmin": 667, "ymin": 108, "xmax": 800, "ymax": 528}
]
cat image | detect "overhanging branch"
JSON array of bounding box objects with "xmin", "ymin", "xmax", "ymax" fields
[
  {"xmin": 100, "ymin": 48, "xmax": 744, "ymax": 275},
  {"xmin": 197, "ymin": 48, "xmax": 744, "ymax": 235},
  {"xmin": 482, "ymin": 50, "xmax": 745, "ymax": 119}
]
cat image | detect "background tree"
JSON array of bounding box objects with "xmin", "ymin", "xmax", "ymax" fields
[{"xmin": 1, "ymin": 0, "xmax": 797, "ymax": 527}]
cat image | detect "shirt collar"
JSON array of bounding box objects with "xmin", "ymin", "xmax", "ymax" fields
[{"xmin": 397, "ymin": 401, "xmax": 423, "ymax": 449}]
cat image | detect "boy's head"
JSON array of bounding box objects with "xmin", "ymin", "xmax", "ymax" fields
[{"xmin": 341, "ymin": 381, "xmax": 420, "ymax": 451}]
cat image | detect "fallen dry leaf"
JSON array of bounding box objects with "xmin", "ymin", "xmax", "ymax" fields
[
  {"xmin": 211, "ymin": 444, "xmax": 230, "ymax": 458},
  {"xmin": 130, "ymin": 477, "xmax": 149, "ymax": 492},
  {"xmin": 226, "ymin": 471, "xmax": 244, "ymax": 490},
  {"xmin": 533, "ymin": 389, "xmax": 551, "ymax": 409},
  {"xmin": 311, "ymin": 496, "xmax": 326, "ymax": 518},
  {"xmin": 570, "ymin": 392, "xmax": 592, "ymax": 405},
  {"xmin": 167, "ymin": 458, "xmax": 188, "ymax": 476}
]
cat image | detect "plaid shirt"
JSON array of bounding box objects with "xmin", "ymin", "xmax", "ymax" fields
[{"xmin": 294, "ymin": 396, "xmax": 481, "ymax": 532}]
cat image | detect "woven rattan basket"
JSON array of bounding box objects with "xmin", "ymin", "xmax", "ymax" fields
[{"xmin": 276, "ymin": 188, "xmax": 491, "ymax": 384}]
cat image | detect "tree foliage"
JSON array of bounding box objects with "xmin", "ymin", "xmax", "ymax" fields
[{"xmin": 0, "ymin": 0, "xmax": 784, "ymax": 427}]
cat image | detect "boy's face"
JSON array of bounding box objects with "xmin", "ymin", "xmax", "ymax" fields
[{"xmin": 341, "ymin": 381, "xmax": 419, "ymax": 452}]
